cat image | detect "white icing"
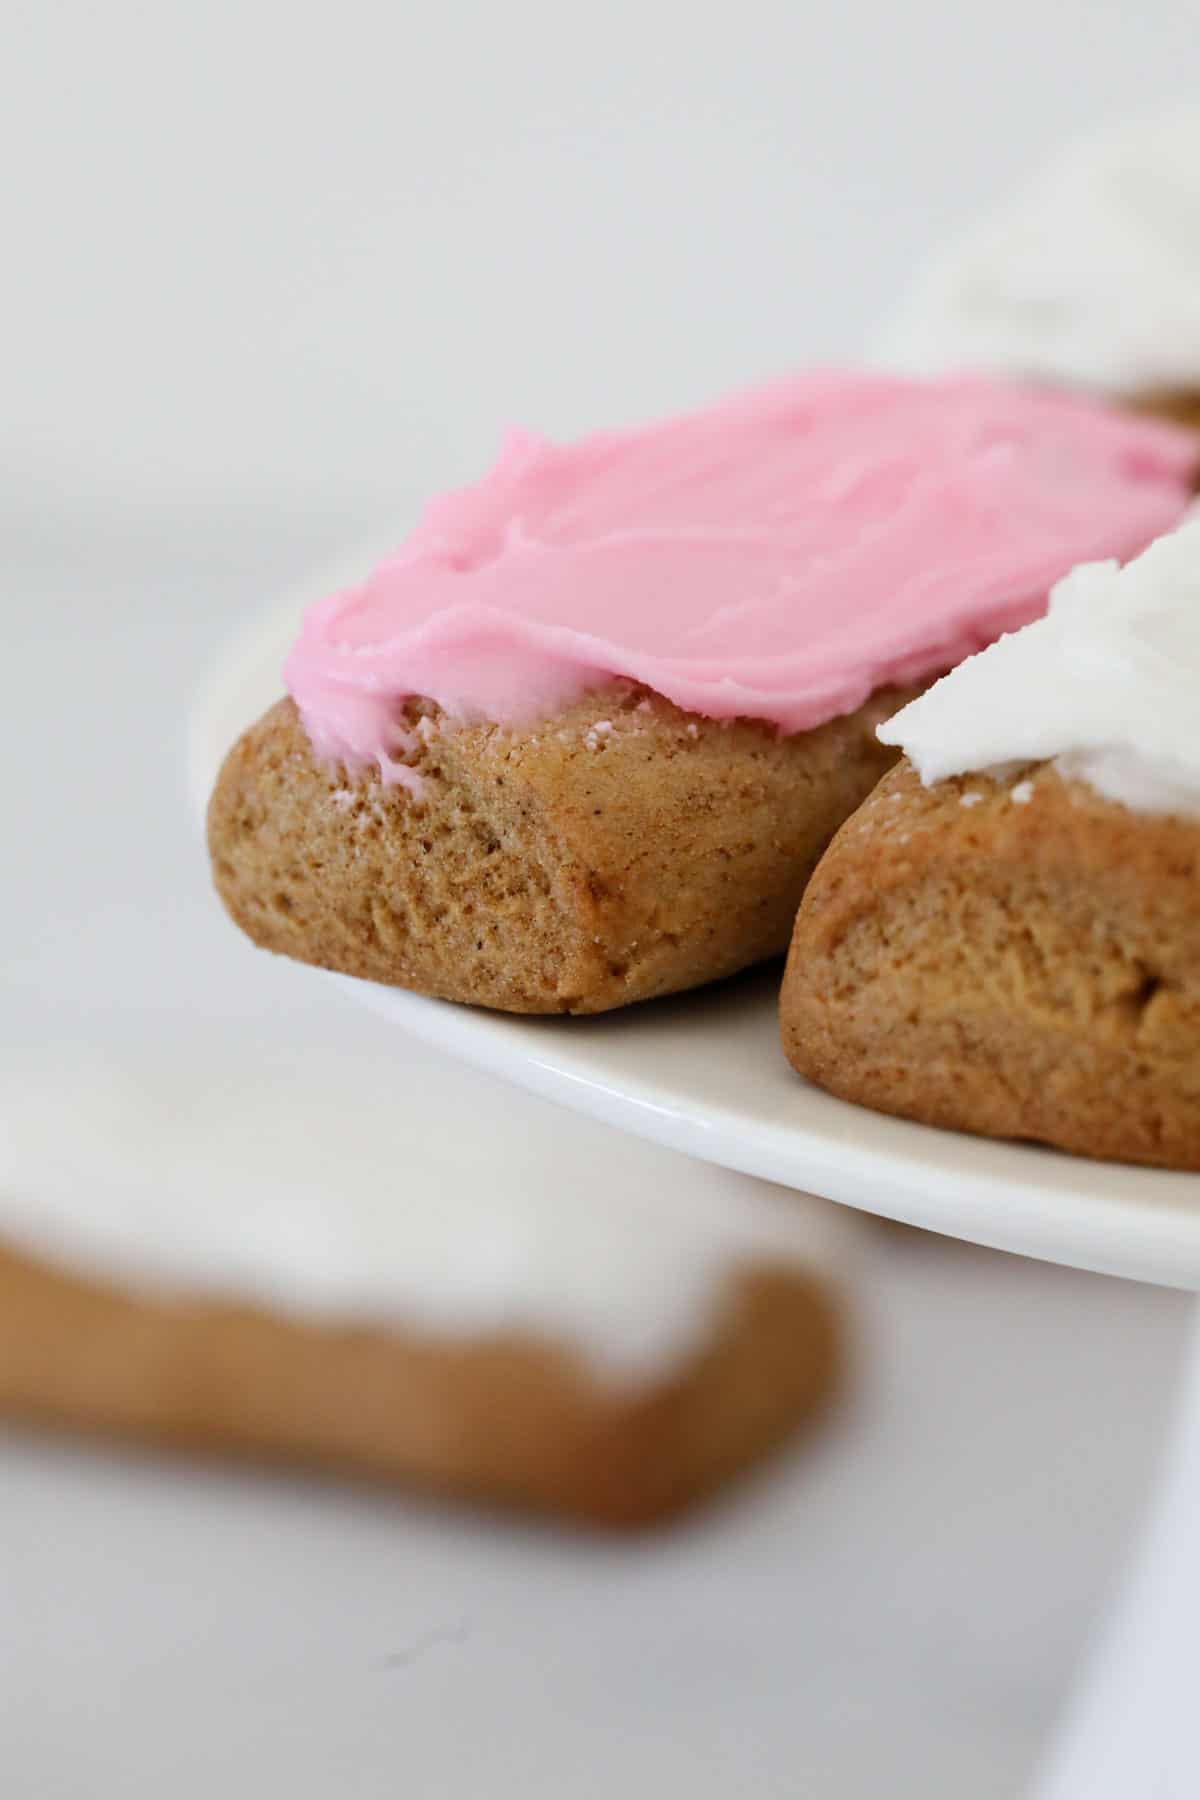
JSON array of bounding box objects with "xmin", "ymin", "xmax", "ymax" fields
[
  {"xmin": 878, "ymin": 517, "xmax": 1200, "ymax": 818},
  {"xmin": 0, "ymin": 1047, "xmax": 847, "ymax": 1388},
  {"xmin": 875, "ymin": 112, "xmax": 1200, "ymax": 395}
]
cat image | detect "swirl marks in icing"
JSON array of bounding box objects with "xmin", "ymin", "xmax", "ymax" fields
[{"xmin": 283, "ymin": 373, "xmax": 1197, "ymax": 779}]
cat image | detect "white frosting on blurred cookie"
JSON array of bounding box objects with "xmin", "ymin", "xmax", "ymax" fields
[
  {"xmin": 0, "ymin": 1046, "xmax": 846, "ymax": 1386},
  {"xmin": 876, "ymin": 113, "xmax": 1200, "ymax": 396},
  {"xmin": 879, "ymin": 517, "xmax": 1200, "ymax": 818}
]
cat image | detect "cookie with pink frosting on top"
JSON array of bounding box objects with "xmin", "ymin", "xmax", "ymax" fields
[{"xmin": 208, "ymin": 372, "xmax": 1197, "ymax": 1015}]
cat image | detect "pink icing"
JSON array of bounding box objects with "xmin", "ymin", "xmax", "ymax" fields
[{"xmin": 284, "ymin": 373, "xmax": 1197, "ymax": 778}]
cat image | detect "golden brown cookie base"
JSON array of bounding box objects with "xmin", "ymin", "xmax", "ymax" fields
[
  {"xmin": 0, "ymin": 1244, "xmax": 842, "ymax": 1528},
  {"xmin": 208, "ymin": 683, "xmax": 914, "ymax": 1014},
  {"xmin": 1129, "ymin": 386, "xmax": 1200, "ymax": 436},
  {"xmin": 781, "ymin": 762, "xmax": 1200, "ymax": 1171}
]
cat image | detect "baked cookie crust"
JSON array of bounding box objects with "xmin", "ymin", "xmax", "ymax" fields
[
  {"xmin": 0, "ymin": 1245, "xmax": 842, "ymax": 1528},
  {"xmin": 781, "ymin": 761, "xmax": 1200, "ymax": 1170},
  {"xmin": 209, "ymin": 684, "xmax": 912, "ymax": 1014},
  {"xmin": 1131, "ymin": 387, "xmax": 1200, "ymax": 437}
]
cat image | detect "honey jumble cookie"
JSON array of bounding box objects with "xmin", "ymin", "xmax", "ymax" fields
[
  {"xmin": 782, "ymin": 520, "xmax": 1200, "ymax": 1170},
  {"xmin": 0, "ymin": 1050, "xmax": 849, "ymax": 1526},
  {"xmin": 210, "ymin": 373, "xmax": 1196, "ymax": 1013},
  {"xmin": 875, "ymin": 112, "xmax": 1200, "ymax": 432}
]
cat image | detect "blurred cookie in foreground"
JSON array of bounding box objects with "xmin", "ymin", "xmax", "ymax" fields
[
  {"xmin": 782, "ymin": 520, "xmax": 1200, "ymax": 1171},
  {"xmin": 875, "ymin": 112, "xmax": 1200, "ymax": 431},
  {"xmin": 0, "ymin": 1050, "xmax": 848, "ymax": 1527}
]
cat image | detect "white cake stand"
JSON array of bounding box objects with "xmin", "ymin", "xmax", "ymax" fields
[{"xmin": 193, "ymin": 562, "xmax": 1200, "ymax": 1800}]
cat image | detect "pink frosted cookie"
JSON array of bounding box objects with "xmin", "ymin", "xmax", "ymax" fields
[{"xmin": 209, "ymin": 372, "xmax": 1197, "ymax": 1014}]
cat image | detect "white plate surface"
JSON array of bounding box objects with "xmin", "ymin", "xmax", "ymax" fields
[{"xmin": 192, "ymin": 552, "xmax": 1200, "ymax": 1294}]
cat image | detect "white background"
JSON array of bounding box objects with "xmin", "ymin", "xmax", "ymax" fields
[
  {"xmin": 6, "ymin": 0, "xmax": 1198, "ymax": 514},
  {"xmin": 3, "ymin": 2, "xmax": 1199, "ymax": 1793}
]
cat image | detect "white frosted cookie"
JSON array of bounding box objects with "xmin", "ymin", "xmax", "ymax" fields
[
  {"xmin": 0, "ymin": 1045, "xmax": 848, "ymax": 1525},
  {"xmin": 782, "ymin": 521, "xmax": 1200, "ymax": 1170},
  {"xmin": 875, "ymin": 112, "xmax": 1200, "ymax": 418}
]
